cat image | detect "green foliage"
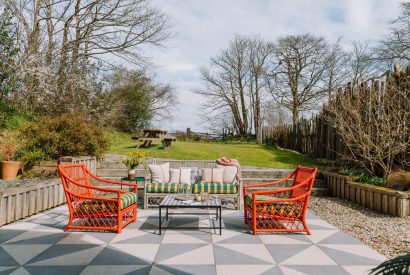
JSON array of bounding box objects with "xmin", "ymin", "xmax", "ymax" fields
[
  {"xmin": 122, "ymin": 150, "xmax": 146, "ymax": 169},
  {"xmin": 17, "ymin": 148, "xmax": 48, "ymax": 172},
  {"xmin": 107, "ymin": 130, "xmax": 321, "ymax": 169},
  {"xmin": 0, "ymin": 102, "xmax": 28, "ymax": 129},
  {"xmin": 20, "ymin": 114, "xmax": 110, "ymax": 160},
  {"xmin": 356, "ymin": 173, "xmax": 384, "ymax": 186},
  {"xmin": 0, "ymin": 9, "xmax": 19, "ymax": 101}
]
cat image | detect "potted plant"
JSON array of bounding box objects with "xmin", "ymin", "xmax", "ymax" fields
[
  {"xmin": 0, "ymin": 146, "xmax": 21, "ymax": 180},
  {"xmin": 122, "ymin": 151, "xmax": 146, "ymax": 180}
]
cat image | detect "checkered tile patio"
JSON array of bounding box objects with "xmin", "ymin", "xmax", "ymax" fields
[{"xmin": 0, "ymin": 206, "xmax": 386, "ymax": 275}]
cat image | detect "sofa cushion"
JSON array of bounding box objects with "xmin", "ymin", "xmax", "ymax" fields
[
  {"xmin": 186, "ymin": 167, "xmax": 199, "ymax": 184},
  {"xmin": 245, "ymin": 194, "xmax": 302, "ymax": 218},
  {"xmin": 217, "ymin": 165, "xmax": 238, "ymax": 183},
  {"xmin": 169, "ymin": 168, "xmax": 191, "ymax": 184},
  {"xmin": 77, "ymin": 192, "xmax": 137, "ymax": 214},
  {"xmin": 193, "ymin": 182, "xmax": 238, "ymax": 194},
  {"xmin": 148, "ymin": 163, "xmax": 170, "ymax": 183},
  {"xmin": 202, "ymin": 168, "xmax": 224, "ymax": 184},
  {"xmin": 146, "ymin": 182, "xmax": 192, "ymax": 193}
]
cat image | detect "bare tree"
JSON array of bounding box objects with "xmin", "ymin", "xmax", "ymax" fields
[
  {"xmin": 5, "ymin": 0, "xmax": 170, "ymax": 113},
  {"xmin": 197, "ymin": 35, "xmax": 273, "ymax": 139},
  {"xmin": 197, "ymin": 35, "xmax": 251, "ymax": 137},
  {"xmin": 323, "ymin": 39, "xmax": 350, "ymax": 100},
  {"xmin": 324, "ymin": 73, "xmax": 410, "ymax": 178},
  {"xmin": 248, "ymin": 37, "xmax": 274, "ymax": 143},
  {"xmin": 267, "ymin": 34, "xmax": 331, "ymax": 125},
  {"xmin": 350, "ymin": 41, "xmax": 376, "ymax": 86},
  {"xmin": 376, "ymin": 2, "xmax": 410, "ymax": 65}
]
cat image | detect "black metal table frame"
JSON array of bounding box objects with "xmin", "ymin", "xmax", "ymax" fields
[{"xmin": 158, "ymin": 203, "xmax": 222, "ymax": 235}]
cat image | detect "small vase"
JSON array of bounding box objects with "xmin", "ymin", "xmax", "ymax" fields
[{"xmin": 128, "ymin": 169, "xmax": 136, "ymax": 180}]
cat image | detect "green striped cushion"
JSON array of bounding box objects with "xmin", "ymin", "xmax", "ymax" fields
[
  {"xmin": 118, "ymin": 192, "xmax": 137, "ymax": 208},
  {"xmin": 245, "ymin": 194, "xmax": 302, "ymax": 218},
  {"xmin": 146, "ymin": 182, "xmax": 192, "ymax": 193},
  {"xmin": 77, "ymin": 192, "xmax": 137, "ymax": 213},
  {"xmin": 193, "ymin": 182, "xmax": 238, "ymax": 194}
]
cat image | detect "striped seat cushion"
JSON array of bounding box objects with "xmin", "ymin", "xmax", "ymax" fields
[
  {"xmin": 193, "ymin": 182, "xmax": 238, "ymax": 194},
  {"xmin": 145, "ymin": 182, "xmax": 192, "ymax": 193},
  {"xmin": 245, "ymin": 194, "xmax": 302, "ymax": 218},
  {"xmin": 77, "ymin": 192, "xmax": 137, "ymax": 214}
]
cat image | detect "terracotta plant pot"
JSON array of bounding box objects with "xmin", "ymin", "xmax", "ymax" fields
[
  {"xmin": 1, "ymin": 161, "xmax": 21, "ymax": 180},
  {"xmin": 128, "ymin": 169, "xmax": 136, "ymax": 180}
]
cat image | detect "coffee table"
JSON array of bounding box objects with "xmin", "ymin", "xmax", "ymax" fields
[{"xmin": 158, "ymin": 195, "xmax": 222, "ymax": 235}]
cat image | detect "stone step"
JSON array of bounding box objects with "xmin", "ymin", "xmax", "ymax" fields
[
  {"xmin": 98, "ymin": 161, "xmax": 126, "ymax": 169},
  {"xmin": 311, "ymin": 187, "xmax": 330, "ymax": 197},
  {"xmin": 241, "ymin": 169, "xmax": 293, "ymax": 179}
]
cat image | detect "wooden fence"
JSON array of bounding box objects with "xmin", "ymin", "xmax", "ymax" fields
[
  {"xmin": 262, "ymin": 116, "xmax": 343, "ymax": 159},
  {"xmin": 0, "ymin": 156, "xmax": 99, "ymax": 226},
  {"xmin": 261, "ymin": 71, "xmax": 402, "ymax": 159}
]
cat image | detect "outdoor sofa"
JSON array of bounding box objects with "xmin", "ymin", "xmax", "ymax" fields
[{"xmin": 144, "ymin": 160, "xmax": 242, "ymax": 209}]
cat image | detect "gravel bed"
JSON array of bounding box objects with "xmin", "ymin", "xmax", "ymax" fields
[{"xmin": 308, "ymin": 196, "xmax": 410, "ymax": 258}]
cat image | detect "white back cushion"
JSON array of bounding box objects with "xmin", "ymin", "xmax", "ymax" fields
[
  {"xmin": 169, "ymin": 168, "xmax": 191, "ymax": 184},
  {"xmin": 148, "ymin": 163, "xmax": 170, "ymax": 183},
  {"xmin": 217, "ymin": 165, "xmax": 238, "ymax": 183},
  {"xmin": 202, "ymin": 168, "xmax": 224, "ymax": 183}
]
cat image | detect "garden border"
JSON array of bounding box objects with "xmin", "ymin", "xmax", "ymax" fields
[
  {"xmin": 323, "ymin": 172, "xmax": 410, "ymax": 217},
  {"xmin": 0, "ymin": 179, "xmax": 65, "ymax": 226},
  {"xmin": 0, "ymin": 156, "xmax": 97, "ymax": 226}
]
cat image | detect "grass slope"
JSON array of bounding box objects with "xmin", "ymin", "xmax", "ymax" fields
[{"xmin": 107, "ymin": 131, "xmax": 319, "ymax": 169}]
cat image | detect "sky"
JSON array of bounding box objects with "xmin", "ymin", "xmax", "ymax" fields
[{"xmin": 143, "ymin": 0, "xmax": 403, "ymax": 132}]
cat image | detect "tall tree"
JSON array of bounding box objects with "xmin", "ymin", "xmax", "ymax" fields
[
  {"xmin": 376, "ymin": 2, "xmax": 410, "ymax": 66},
  {"xmin": 93, "ymin": 68, "xmax": 176, "ymax": 132},
  {"xmin": 0, "ymin": 8, "xmax": 19, "ymax": 102},
  {"xmin": 198, "ymin": 35, "xmax": 251, "ymax": 137},
  {"xmin": 5, "ymin": 0, "xmax": 170, "ymax": 114},
  {"xmin": 197, "ymin": 35, "xmax": 272, "ymax": 139},
  {"xmin": 248, "ymin": 37, "xmax": 274, "ymax": 143},
  {"xmin": 267, "ymin": 34, "xmax": 331, "ymax": 125}
]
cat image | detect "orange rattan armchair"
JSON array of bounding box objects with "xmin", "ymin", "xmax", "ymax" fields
[
  {"xmin": 243, "ymin": 165, "xmax": 317, "ymax": 235},
  {"xmin": 58, "ymin": 164, "xmax": 138, "ymax": 233}
]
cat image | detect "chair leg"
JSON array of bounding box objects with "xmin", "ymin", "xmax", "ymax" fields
[
  {"xmin": 302, "ymin": 218, "xmax": 311, "ymax": 235},
  {"xmin": 133, "ymin": 205, "xmax": 137, "ymax": 222}
]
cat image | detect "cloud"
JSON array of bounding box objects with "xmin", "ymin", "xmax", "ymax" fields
[{"xmin": 143, "ymin": 0, "xmax": 402, "ymax": 131}]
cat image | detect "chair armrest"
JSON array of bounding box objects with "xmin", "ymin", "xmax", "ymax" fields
[
  {"xmin": 252, "ymin": 177, "xmax": 311, "ymax": 197},
  {"xmin": 65, "ymin": 186, "xmax": 122, "ymax": 202},
  {"xmin": 243, "ymin": 172, "xmax": 294, "ymax": 189},
  {"xmin": 88, "ymin": 174, "xmax": 138, "ymax": 192}
]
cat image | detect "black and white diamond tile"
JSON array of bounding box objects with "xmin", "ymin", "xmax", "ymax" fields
[{"xmin": 0, "ymin": 206, "xmax": 387, "ymax": 275}]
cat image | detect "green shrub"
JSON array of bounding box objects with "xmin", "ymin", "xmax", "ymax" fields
[
  {"xmin": 356, "ymin": 173, "xmax": 384, "ymax": 186},
  {"xmin": 20, "ymin": 114, "xmax": 110, "ymax": 160},
  {"xmin": 0, "ymin": 102, "xmax": 28, "ymax": 129}
]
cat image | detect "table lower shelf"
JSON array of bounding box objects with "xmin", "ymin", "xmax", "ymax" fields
[{"xmin": 158, "ymin": 206, "xmax": 222, "ymax": 235}]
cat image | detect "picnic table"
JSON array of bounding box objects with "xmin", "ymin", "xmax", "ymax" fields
[{"xmin": 132, "ymin": 129, "xmax": 176, "ymax": 148}]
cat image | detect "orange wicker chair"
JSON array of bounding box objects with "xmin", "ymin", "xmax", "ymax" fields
[
  {"xmin": 58, "ymin": 164, "xmax": 138, "ymax": 233},
  {"xmin": 243, "ymin": 165, "xmax": 317, "ymax": 235}
]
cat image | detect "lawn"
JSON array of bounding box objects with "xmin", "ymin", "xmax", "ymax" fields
[{"xmin": 107, "ymin": 131, "xmax": 321, "ymax": 169}]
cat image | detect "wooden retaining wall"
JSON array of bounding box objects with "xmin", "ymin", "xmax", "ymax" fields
[
  {"xmin": 0, "ymin": 156, "xmax": 99, "ymax": 226},
  {"xmin": 60, "ymin": 156, "xmax": 98, "ymax": 174},
  {"xmin": 0, "ymin": 179, "xmax": 65, "ymax": 226},
  {"xmin": 323, "ymin": 172, "xmax": 410, "ymax": 217}
]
